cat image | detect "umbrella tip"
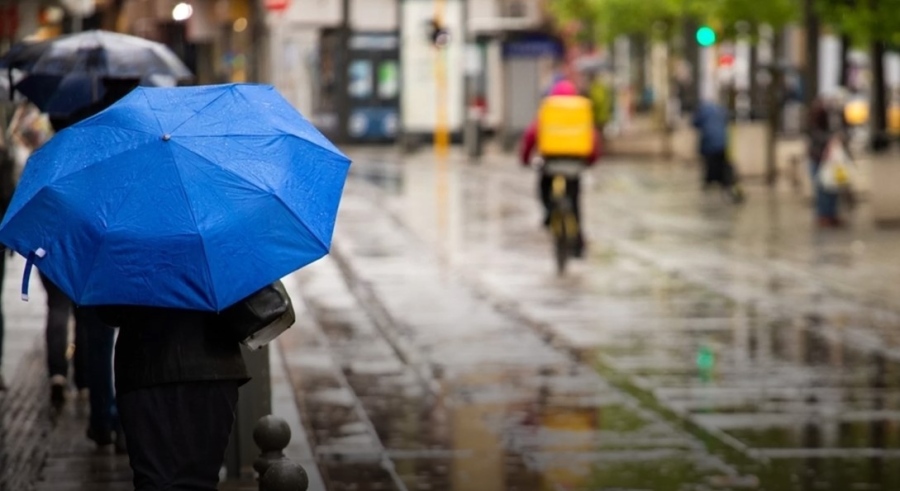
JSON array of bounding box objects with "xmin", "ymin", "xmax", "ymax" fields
[{"xmin": 162, "ymin": 134, "xmax": 171, "ymax": 141}]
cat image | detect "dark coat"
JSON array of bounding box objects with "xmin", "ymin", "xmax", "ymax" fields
[
  {"xmin": 97, "ymin": 307, "xmax": 249, "ymax": 394},
  {"xmin": 692, "ymin": 102, "xmax": 728, "ymax": 156}
]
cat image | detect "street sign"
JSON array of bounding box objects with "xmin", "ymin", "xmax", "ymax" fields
[{"xmin": 264, "ymin": 0, "xmax": 289, "ymax": 13}]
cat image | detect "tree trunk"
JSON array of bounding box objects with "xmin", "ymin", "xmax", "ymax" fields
[
  {"xmin": 749, "ymin": 34, "xmax": 759, "ymax": 119},
  {"xmin": 838, "ymin": 33, "xmax": 850, "ymax": 89},
  {"xmin": 682, "ymin": 18, "xmax": 700, "ymax": 114},
  {"xmin": 870, "ymin": 40, "xmax": 889, "ymax": 152},
  {"xmin": 766, "ymin": 31, "xmax": 784, "ymax": 187},
  {"xmin": 804, "ymin": 0, "xmax": 820, "ymax": 106},
  {"xmin": 633, "ymin": 33, "xmax": 648, "ymax": 112}
]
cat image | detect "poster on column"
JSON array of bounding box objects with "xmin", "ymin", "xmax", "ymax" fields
[{"xmin": 400, "ymin": 0, "xmax": 465, "ymax": 133}]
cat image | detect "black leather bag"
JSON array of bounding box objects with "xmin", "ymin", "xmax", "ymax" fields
[{"xmin": 222, "ymin": 280, "xmax": 295, "ymax": 350}]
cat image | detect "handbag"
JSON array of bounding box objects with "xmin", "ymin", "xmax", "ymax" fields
[
  {"xmin": 817, "ymin": 136, "xmax": 856, "ymax": 191},
  {"xmin": 221, "ymin": 280, "xmax": 296, "ymax": 350}
]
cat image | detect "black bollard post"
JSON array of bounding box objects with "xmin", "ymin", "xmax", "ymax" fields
[
  {"xmin": 252, "ymin": 415, "xmax": 291, "ymax": 479},
  {"xmin": 260, "ymin": 461, "xmax": 309, "ymax": 491}
]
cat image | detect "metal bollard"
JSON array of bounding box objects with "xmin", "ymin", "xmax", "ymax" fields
[
  {"xmin": 260, "ymin": 461, "xmax": 309, "ymax": 491},
  {"xmin": 253, "ymin": 415, "xmax": 291, "ymax": 478}
]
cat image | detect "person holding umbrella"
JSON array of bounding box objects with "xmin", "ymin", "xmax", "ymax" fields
[
  {"xmin": 0, "ymin": 84, "xmax": 350, "ymax": 489},
  {"xmin": 2, "ymin": 30, "xmax": 190, "ymax": 446}
]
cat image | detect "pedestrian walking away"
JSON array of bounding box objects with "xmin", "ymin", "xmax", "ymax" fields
[{"xmin": 692, "ymin": 100, "xmax": 744, "ymax": 203}]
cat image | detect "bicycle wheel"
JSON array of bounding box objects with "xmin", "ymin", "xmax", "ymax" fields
[{"xmin": 550, "ymin": 208, "xmax": 569, "ymax": 275}]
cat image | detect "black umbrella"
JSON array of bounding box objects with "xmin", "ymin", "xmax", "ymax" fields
[
  {"xmin": 0, "ymin": 30, "xmax": 192, "ymax": 112},
  {"xmin": 0, "ymin": 30, "xmax": 191, "ymax": 79}
]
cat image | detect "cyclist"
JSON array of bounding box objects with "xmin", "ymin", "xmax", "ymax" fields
[{"xmin": 520, "ymin": 79, "xmax": 601, "ymax": 258}]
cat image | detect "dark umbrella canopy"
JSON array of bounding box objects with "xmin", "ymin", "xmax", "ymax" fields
[{"xmin": 0, "ymin": 30, "xmax": 191, "ymax": 80}]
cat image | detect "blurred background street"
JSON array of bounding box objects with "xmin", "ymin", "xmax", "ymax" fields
[{"xmin": 3, "ymin": 0, "xmax": 900, "ymax": 490}]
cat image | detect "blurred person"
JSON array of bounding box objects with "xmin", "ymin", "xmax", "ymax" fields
[
  {"xmin": 44, "ymin": 77, "xmax": 141, "ymax": 449},
  {"xmin": 5, "ymin": 104, "xmax": 75, "ymax": 403},
  {"xmin": 0, "ymin": 103, "xmax": 16, "ymax": 391},
  {"xmin": 692, "ymin": 100, "xmax": 743, "ymax": 202},
  {"xmin": 808, "ymin": 95, "xmax": 848, "ymax": 228},
  {"xmin": 520, "ymin": 79, "xmax": 601, "ymax": 257}
]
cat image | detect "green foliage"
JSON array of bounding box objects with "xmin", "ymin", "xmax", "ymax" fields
[
  {"xmin": 713, "ymin": 0, "xmax": 799, "ymax": 31},
  {"xmin": 816, "ymin": 0, "xmax": 900, "ymax": 46},
  {"xmin": 546, "ymin": 0, "xmax": 799, "ymax": 43}
]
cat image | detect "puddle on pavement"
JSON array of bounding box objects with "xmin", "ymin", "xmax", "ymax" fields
[
  {"xmin": 330, "ymin": 165, "xmax": 900, "ymax": 490},
  {"xmin": 285, "ymin": 295, "xmax": 750, "ymax": 491}
]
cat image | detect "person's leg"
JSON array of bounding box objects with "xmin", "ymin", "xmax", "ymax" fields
[
  {"xmin": 0, "ymin": 251, "xmax": 6, "ymax": 391},
  {"xmin": 118, "ymin": 381, "xmax": 239, "ymax": 491},
  {"xmin": 78, "ymin": 307, "xmax": 117, "ymax": 444},
  {"xmin": 821, "ymin": 188, "xmax": 840, "ymax": 221},
  {"xmin": 710, "ymin": 151, "xmax": 728, "ymax": 187},
  {"xmin": 568, "ymin": 175, "xmax": 584, "ymax": 256},
  {"xmin": 73, "ymin": 315, "xmax": 89, "ymax": 391},
  {"xmin": 539, "ymin": 171, "xmax": 552, "ymax": 226},
  {"xmin": 702, "ymin": 153, "xmax": 715, "ymax": 188},
  {"xmin": 810, "ymin": 161, "xmax": 840, "ymax": 224},
  {"xmin": 39, "ymin": 273, "xmax": 71, "ymax": 407}
]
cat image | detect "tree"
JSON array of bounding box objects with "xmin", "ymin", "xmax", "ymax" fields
[{"xmin": 817, "ymin": 0, "xmax": 900, "ymax": 149}]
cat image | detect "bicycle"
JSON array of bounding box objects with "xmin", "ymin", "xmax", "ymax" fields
[{"xmin": 539, "ymin": 158, "xmax": 585, "ymax": 276}]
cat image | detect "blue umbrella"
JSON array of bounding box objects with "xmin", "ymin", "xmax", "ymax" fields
[{"xmin": 0, "ymin": 83, "xmax": 351, "ymax": 311}]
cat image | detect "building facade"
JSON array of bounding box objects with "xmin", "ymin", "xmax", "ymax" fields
[{"xmin": 266, "ymin": 0, "xmax": 559, "ymax": 145}]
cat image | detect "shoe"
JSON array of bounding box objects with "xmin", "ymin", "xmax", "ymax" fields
[
  {"xmin": 50, "ymin": 375, "xmax": 67, "ymax": 410},
  {"xmin": 542, "ymin": 215, "xmax": 551, "ymax": 228},
  {"xmin": 114, "ymin": 430, "xmax": 128, "ymax": 455},
  {"xmin": 86, "ymin": 426, "xmax": 115, "ymax": 446},
  {"xmin": 817, "ymin": 216, "xmax": 844, "ymax": 228},
  {"xmin": 571, "ymin": 239, "xmax": 587, "ymax": 259}
]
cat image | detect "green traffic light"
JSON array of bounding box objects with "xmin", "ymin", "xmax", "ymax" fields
[{"xmin": 696, "ymin": 26, "xmax": 716, "ymax": 47}]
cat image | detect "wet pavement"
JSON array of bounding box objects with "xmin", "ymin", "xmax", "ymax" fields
[
  {"xmin": 4, "ymin": 146, "xmax": 900, "ymax": 490},
  {"xmin": 280, "ymin": 148, "xmax": 900, "ymax": 491}
]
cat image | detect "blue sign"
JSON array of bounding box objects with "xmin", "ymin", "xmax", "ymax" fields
[
  {"xmin": 502, "ymin": 36, "xmax": 564, "ymax": 59},
  {"xmin": 348, "ymin": 107, "xmax": 399, "ymax": 141}
]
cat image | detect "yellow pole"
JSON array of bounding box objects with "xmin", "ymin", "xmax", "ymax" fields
[
  {"xmin": 434, "ymin": 0, "xmax": 450, "ymax": 261},
  {"xmin": 434, "ymin": 0, "xmax": 449, "ymax": 159}
]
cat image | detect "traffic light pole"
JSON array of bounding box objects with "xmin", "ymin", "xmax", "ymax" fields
[
  {"xmin": 434, "ymin": 0, "xmax": 450, "ymax": 257},
  {"xmin": 433, "ymin": 0, "xmax": 449, "ymax": 159}
]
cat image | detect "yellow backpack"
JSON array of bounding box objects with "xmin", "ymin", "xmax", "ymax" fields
[{"xmin": 537, "ymin": 95, "xmax": 594, "ymax": 158}]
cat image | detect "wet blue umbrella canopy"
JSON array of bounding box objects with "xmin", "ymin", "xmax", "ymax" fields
[{"xmin": 0, "ymin": 83, "xmax": 351, "ymax": 311}]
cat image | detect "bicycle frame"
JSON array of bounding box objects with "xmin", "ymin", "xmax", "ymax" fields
[{"xmin": 543, "ymin": 158, "xmax": 585, "ymax": 274}]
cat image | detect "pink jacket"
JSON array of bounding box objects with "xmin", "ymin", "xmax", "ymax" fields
[{"xmin": 519, "ymin": 80, "xmax": 601, "ymax": 166}]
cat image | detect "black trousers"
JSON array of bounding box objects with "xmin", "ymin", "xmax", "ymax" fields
[
  {"xmin": 118, "ymin": 381, "xmax": 239, "ymax": 491},
  {"xmin": 39, "ymin": 273, "xmax": 73, "ymax": 381},
  {"xmin": 702, "ymin": 151, "xmax": 736, "ymax": 187}
]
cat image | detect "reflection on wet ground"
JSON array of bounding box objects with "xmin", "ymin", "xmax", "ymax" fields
[{"xmin": 286, "ymin": 155, "xmax": 900, "ymax": 490}]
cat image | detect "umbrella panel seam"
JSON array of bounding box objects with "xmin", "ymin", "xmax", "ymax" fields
[
  {"xmin": 168, "ymin": 138, "xmax": 332, "ymax": 253},
  {"xmin": 162, "ymin": 140, "xmax": 218, "ymax": 310},
  {"xmin": 166, "ymin": 88, "xmax": 234, "ymax": 136}
]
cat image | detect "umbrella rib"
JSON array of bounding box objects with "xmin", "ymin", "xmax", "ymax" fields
[
  {"xmin": 163, "ymin": 142, "xmax": 218, "ymax": 309},
  {"xmin": 167, "ymin": 88, "xmax": 234, "ymax": 136},
  {"xmin": 140, "ymin": 89, "xmax": 167, "ymax": 137},
  {"xmin": 71, "ymin": 157, "xmax": 151, "ymax": 302},
  {"xmin": 169, "ymin": 140, "xmax": 331, "ymax": 254}
]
